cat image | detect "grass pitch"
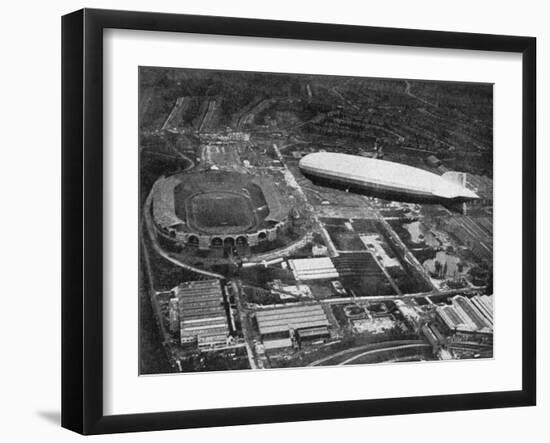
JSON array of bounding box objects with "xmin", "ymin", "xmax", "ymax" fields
[{"xmin": 190, "ymin": 192, "xmax": 255, "ymax": 233}]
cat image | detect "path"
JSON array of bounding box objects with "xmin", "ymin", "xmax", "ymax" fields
[
  {"xmin": 338, "ymin": 343, "xmax": 431, "ymax": 365},
  {"xmin": 308, "ymin": 340, "xmax": 427, "ymax": 366}
]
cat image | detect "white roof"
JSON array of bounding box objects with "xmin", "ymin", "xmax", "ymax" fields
[
  {"xmin": 263, "ymin": 338, "xmax": 292, "ymax": 350},
  {"xmin": 152, "ymin": 176, "xmax": 183, "ymax": 228},
  {"xmin": 299, "ymin": 152, "xmax": 478, "ymax": 199},
  {"xmin": 289, "ymin": 257, "xmax": 334, "ymax": 271},
  {"xmin": 288, "ymin": 257, "xmax": 339, "ymax": 280}
]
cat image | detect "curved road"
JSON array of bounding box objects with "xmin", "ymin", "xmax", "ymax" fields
[
  {"xmin": 143, "ymin": 185, "xmax": 224, "ymax": 280},
  {"xmin": 338, "ymin": 343, "xmax": 431, "ymax": 366},
  {"xmin": 307, "ymin": 340, "xmax": 428, "ymax": 367}
]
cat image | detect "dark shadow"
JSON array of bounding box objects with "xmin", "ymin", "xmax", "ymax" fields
[
  {"xmin": 36, "ymin": 410, "xmax": 61, "ymax": 426},
  {"xmin": 303, "ymin": 172, "xmax": 469, "ymax": 213},
  {"xmin": 303, "ymin": 172, "xmax": 440, "ymax": 204}
]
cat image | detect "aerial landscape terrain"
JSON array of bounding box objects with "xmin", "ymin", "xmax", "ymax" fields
[{"xmin": 139, "ymin": 67, "xmax": 494, "ymax": 374}]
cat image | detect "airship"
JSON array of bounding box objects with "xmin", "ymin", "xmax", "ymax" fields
[{"xmin": 299, "ymin": 152, "xmax": 479, "ymax": 202}]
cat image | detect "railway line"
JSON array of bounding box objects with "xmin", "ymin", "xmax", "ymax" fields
[{"xmin": 307, "ymin": 340, "xmax": 429, "ymax": 366}]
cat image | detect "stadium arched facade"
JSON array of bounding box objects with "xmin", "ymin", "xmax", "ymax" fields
[{"xmin": 149, "ymin": 171, "xmax": 290, "ymax": 250}]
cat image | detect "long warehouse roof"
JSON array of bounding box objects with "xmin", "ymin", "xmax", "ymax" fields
[{"xmin": 256, "ymin": 304, "xmax": 329, "ymax": 335}]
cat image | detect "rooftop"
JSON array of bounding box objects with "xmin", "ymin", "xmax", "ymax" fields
[
  {"xmin": 256, "ymin": 304, "xmax": 329, "ymax": 336},
  {"xmin": 175, "ymin": 279, "xmax": 229, "ymax": 346}
]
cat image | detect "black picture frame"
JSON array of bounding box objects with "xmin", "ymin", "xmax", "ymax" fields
[{"xmin": 61, "ymin": 8, "xmax": 536, "ymax": 435}]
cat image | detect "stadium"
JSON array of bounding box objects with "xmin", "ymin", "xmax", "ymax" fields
[
  {"xmin": 150, "ymin": 170, "xmax": 291, "ymax": 250},
  {"xmin": 299, "ymin": 152, "xmax": 479, "ymax": 202}
]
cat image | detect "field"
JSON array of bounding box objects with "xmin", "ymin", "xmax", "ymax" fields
[{"xmin": 189, "ymin": 192, "xmax": 256, "ymax": 233}]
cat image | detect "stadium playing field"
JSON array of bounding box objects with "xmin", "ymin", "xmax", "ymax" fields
[{"xmin": 189, "ymin": 192, "xmax": 256, "ymax": 233}]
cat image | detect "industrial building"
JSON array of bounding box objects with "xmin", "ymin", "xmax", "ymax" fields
[
  {"xmin": 436, "ymin": 295, "xmax": 493, "ymax": 334},
  {"xmin": 173, "ymin": 279, "xmax": 230, "ymax": 350},
  {"xmin": 299, "ymin": 152, "xmax": 479, "ymax": 201},
  {"xmin": 471, "ymin": 295, "xmax": 493, "ymax": 327},
  {"xmin": 288, "ymin": 257, "xmax": 339, "ymax": 281},
  {"xmin": 422, "ymin": 323, "xmax": 448, "ymax": 353},
  {"xmin": 452, "ymin": 295, "xmax": 492, "ymax": 331},
  {"xmin": 422, "ymin": 325, "xmax": 440, "ymax": 351},
  {"xmin": 255, "ymin": 304, "xmax": 330, "ymax": 349},
  {"xmin": 437, "ymin": 305, "xmax": 471, "ymax": 331}
]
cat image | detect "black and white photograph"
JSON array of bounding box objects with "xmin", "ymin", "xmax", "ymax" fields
[
  {"xmin": 1, "ymin": 0, "xmax": 544, "ymax": 440},
  {"xmin": 139, "ymin": 67, "xmax": 494, "ymax": 375}
]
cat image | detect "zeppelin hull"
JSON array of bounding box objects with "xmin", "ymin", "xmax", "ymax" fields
[
  {"xmin": 301, "ymin": 170, "xmax": 440, "ymax": 203},
  {"xmin": 299, "ymin": 152, "xmax": 479, "ymax": 203}
]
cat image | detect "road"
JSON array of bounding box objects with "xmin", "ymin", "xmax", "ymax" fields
[
  {"xmin": 404, "ymin": 80, "xmax": 436, "ymax": 108},
  {"xmin": 372, "ymin": 207, "xmax": 438, "ymax": 292},
  {"xmin": 231, "ymin": 280, "xmax": 259, "ymax": 369},
  {"xmin": 338, "ymin": 343, "xmax": 431, "ymax": 365},
  {"xmin": 140, "ymin": 223, "xmax": 181, "ymax": 372},
  {"xmin": 364, "ymin": 245, "xmax": 403, "ymax": 296},
  {"xmin": 319, "ymin": 285, "xmax": 483, "ymax": 304},
  {"xmin": 307, "ymin": 340, "xmax": 428, "ymax": 366},
  {"xmin": 274, "ymin": 143, "xmax": 339, "ymax": 258},
  {"xmin": 142, "ymin": 185, "xmax": 224, "ymax": 280},
  {"xmin": 140, "ymin": 227, "xmax": 170, "ymax": 345}
]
